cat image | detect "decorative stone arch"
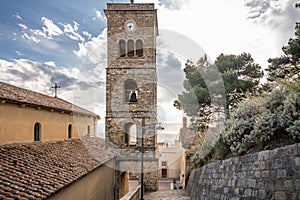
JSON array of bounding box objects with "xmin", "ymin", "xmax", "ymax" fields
[
  {"xmin": 124, "ymin": 122, "xmax": 137, "ymax": 147},
  {"xmin": 34, "ymin": 122, "xmax": 41, "ymax": 141},
  {"xmin": 124, "ymin": 79, "xmax": 138, "ymax": 103}
]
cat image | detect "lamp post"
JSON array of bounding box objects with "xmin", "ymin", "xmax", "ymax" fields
[{"xmin": 140, "ymin": 117, "xmax": 164, "ymax": 200}]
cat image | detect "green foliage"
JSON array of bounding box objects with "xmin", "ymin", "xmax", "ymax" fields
[
  {"xmin": 267, "ymin": 4, "xmax": 300, "ymax": 82},
  {"xmin": 174, "ymin": 53, "xmax": 263, "ymax": 129},
  {"xmin": 282, "ymin": 22, "xmax": 300, "ymax": 64},
  {"xmin": 192, "ymin": 136, "xmax": 231, "ymax": 168},
  {"xmin": 222, "ymin": 86, "xmax": 300, "ymax": 155},
  {"xmin": 190, "ymin": 4, "xmax": 300, "ymax": 167}
]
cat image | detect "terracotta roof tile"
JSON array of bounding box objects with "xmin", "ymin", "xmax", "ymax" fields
[
  {"xmin": 0, "ymin": 137, "xmax": 115, "ymax": 199},
  {"xmin": 0, "ymin": 81, "xmax": 99, "ymax": 117}
]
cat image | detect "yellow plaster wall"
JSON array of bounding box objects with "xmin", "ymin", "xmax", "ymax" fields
[
  {"xmin": 0, "ymin": 102, "xmax": 96, "ymax": 144},
  {"xmin": 48, "ymin": 160, "xmax": 115, "ymax": 200}
]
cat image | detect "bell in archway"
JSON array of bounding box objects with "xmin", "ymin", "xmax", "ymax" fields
[{"xmin": 129, "ymin": 91, "xmax": 138, "ymax": 103}]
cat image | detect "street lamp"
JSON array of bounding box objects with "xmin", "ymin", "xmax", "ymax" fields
[{"xmin": 140, "ymin": 117, "xmax": 164, "ymax": 200}]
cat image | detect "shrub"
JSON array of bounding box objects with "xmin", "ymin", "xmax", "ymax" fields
[{"xmin": 222, "ymin": 85, "xmax": 300, "ymax": 155}]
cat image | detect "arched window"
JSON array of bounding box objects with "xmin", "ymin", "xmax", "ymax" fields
[
  {"xmin": 127, "ymin": 39, "xmax": 135, "ymax": 57},
  {"xmin": 119, "ymin": 40, "xmax": 126, "ymax": 57},
  {"xmin": 34, "ymin": 122, "xmax": 41, "ymax": 141},
  {"xmin": 124, "ymin": 123, "xmax": 137, "ymax": 147},
  {"xmin": 68, "ymin": 124, "xmax": 72, "ymax": 139},
  {"xmin": 136, "ymin": 40, "xmax": 143, "ymax": 57},
  {"xmin": 87, "ymin": 125, "xmax": 91, "ymax": 136},
  {"xmin": 124, "ymin": 79, "xmax": 138, "ymax": 103},
  {"xmin": 129, "ymin": 124, "xmax": 137, "ymax": 145}
]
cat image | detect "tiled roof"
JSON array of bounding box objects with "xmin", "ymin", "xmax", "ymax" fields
[
  {"xmin": 0, "ymin": 81, "xmax": 98, "ymax": 117},
  {"xmin": 0, "ymin": 137, "xmax": 115, "ymax": 199}
]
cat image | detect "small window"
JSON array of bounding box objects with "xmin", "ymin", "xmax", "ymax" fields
[
  {"xmin": 119, "ymin": 40, "xmax": 126, "ymax": 57},
  {"xmin": 127, "ymin": 39, "xmax": 135, "ymax": 57},
  {"xmin": 87, "ymin": 125, "xmax": 90, "ymax": 136},
  {"xmin": 34, "ymin": 122, "xmax": 41, "ymax": 141},
  {"xmin": 162, "ymin": 161, "xmax": 167, "ymax": 167},
  {"xmin": 68, "ymin": 124, "xmax": 72, "ymax": 139},
  {"xmin": 136, "ymin": 40, "xmax": 143, "ymax": 57}
]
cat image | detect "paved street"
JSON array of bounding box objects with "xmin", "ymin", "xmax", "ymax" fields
[
  {"xmin": 129, "ymin": 180, "xmax": 191, "ymax": 200},
  {"xmin": 144, "ymin": 189, "xmax": 191, "ymax": 200}
]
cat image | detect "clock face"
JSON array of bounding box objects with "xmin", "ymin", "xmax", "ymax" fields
[{"xmin": 126, "ymin": 22, "xmax": 135, "ymax": 31}]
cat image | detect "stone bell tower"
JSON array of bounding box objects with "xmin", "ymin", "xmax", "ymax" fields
[{"xmin": 104, "ymin": 1, "xmax": 159, "ymax": 194}]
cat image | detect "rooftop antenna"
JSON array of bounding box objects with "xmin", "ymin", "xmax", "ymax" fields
[{"xmin": 51, "ymin": 82, "xmax": 61, "ymax": 98}]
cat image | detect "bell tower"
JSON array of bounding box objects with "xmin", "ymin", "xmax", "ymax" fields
[{"xmin": 104, "ymin": 1, "xmax": 159, "ymax": 194}]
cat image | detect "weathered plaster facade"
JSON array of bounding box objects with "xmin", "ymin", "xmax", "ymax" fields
[
  {"xmin": 0, "ymin": 82, "xmax": 98, "ymax": 144},
  {"xmin": 0, "ymin": 103, "xmax": 96, "ymax": 143}
]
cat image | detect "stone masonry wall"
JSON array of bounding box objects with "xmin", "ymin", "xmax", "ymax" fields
[{"xmin": 187, "ymin": 143, "xmax": 300, "ymax": 200}]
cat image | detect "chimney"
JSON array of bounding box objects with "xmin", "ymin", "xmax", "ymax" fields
[{"xmin": 183, "ymin": 117, "xmax": 187, "ymax": 128}]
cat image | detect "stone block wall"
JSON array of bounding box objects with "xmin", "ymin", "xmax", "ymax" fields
[{"xmin": 187, "ymin": 143, "xmax": 300, "ymax": 200}]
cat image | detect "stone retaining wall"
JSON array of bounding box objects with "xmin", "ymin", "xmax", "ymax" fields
[
  {"xmin": 120, "ymin": 185, "xmax": 141, "ymax": 200},
  {"xmin": 187, "ymin": 143, "xmax": 300, "ymax": 199}
]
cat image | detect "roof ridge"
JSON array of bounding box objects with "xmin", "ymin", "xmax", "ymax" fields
[
  {"xmin": 0, "ymin": 81, "xmax": 52, "ymax": 98},
  {"xmin": 0, "ymin": 81, "xmax": 99, "ymax": 117}
]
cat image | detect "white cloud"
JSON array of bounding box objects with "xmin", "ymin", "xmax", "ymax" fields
[
  {"xmin": 82, "ymin": 31, "xmax": 92, "ymax": 40},
  {"xmin": 244, "ymin": 0, "xmax": 298, "ymax": 46},
  {"xmin": 41, "ymin": 17, "xmax": 63, "ymax": 38},
  {"xmin": 13, "ymin": 13, "xmax": 23, "ymax": 21},
  {"xmin": 0, "ymin": 59, "xmax": 52, "ymax": 94},
  {"xmin": 94, "ymin": 9, "xmax": 105, "ymax": 21},
  {"xmin": 44, "ymin": 61, "xmax": 56, "ymax": 67},
  {"xmin": 156, "ymin": 0, "xmax": 298, "ymax": 68},
  {"xmin": 61, "ymin": 21, "xmax": 85, "ymax": 41},
  {"xmin": 15, "ymin": 51, "xmax": 24, "ymax": 56},
  {"xmin": 29, "ymin": 29, "xmax": 48, "ymax": 39},
  {"xmin": 18, "ymin": 24, "xmax": 27, "ymax": 30},
  {"xmin": 0, "ymin": 58, "xmax": 103, "ymax": 121},
  {"xmin": 158, "ymin": 0, "xmax": 190, "ymax": 10},
  {"xmin": 21, "ymin": 32, "xmax": 40, "ymax": 43},
  {"xmin": 73, "ymin": 28, "xmax": 107, "ymax": 72}
]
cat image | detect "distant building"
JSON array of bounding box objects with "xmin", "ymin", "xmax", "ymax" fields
[
  {"xmin": 158, "ymin": 141, "xmax": 185, "ymax": 184},
  {"xmin": 0, "ymin": 81, "xmax": 99, "ymax": 143}
]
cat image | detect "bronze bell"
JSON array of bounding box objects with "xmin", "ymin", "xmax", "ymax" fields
[{"xmin": 129, "ymin": 91, "xmax": 137, "ymax": 102}]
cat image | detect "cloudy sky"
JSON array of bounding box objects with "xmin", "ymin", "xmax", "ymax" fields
[{"xmin": 0, "ymin": 0, "xmax": 298, "ymax": 139}]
